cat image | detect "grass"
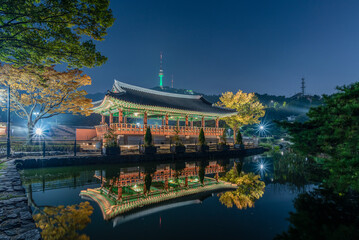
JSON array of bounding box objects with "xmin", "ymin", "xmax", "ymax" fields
[
  {"xmin": 0, "ymin": 193, "xmax": 21, "ymax": 201},
  {"xmin": 0, "ymin": 162, "xmax": 6, "ymax": 176}
]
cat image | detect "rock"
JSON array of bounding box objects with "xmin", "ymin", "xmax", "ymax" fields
[
  {"xmin": 0, "ymin": 162, "xmax": 40, "ymax": 239},
  {"xmin": 0, "ymin": 218, "xmax": 20, "ymax": 231},
  {"xmin": 19, "ymin": 222, "xmax": 37, "ymax": 234},
  {"xmin": 6, "ymin": 214, "xmax": 17, "ymax": 219},
  {"xmin": 14, "ymin": 229, "xmax": 41, "ymax": 240},
  {"xmin": 20, "ymin": 212, "xmax": 32, "ymax": 221},
  {"xmin": 4, "ymin": 229, "xmax": 17, "ymax": 236},
  {"xmin": 0, "ymin": 233, "xmax": 11, "ymax": 240}
]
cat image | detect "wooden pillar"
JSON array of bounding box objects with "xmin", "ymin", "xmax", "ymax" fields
[
  {"xmin": 165, "ymin": 178, "xmax": 169, "ymax": 191},
  {"xmin": 185, "ymin": 176, "xmax": 188, "ymax": 188},
  {"xmin": 118, "ymin": 109, "xmax": 123, "ymax": 123},
  {"xmin": 215, "ymin": 117, "xmax": 219, "ymax": 128},
  {"xmin": 109, "ymin": 113, "xmax": 113, "ymax": 124},
  {"xmin": 101, "ymin": 115, "xmax": 105, "ymax": 124},
  {"xmin": 190, "ymin": 121, "xmax": 194, "ymax": 127},
  {"xmin": 165, "ymin": 114, "xmax": 169, "ymax": 126},
  {"xmin": 124, "ymin": 116, "xmax": 127, "ymax": 124},
  {"xmin": 117, "ymin": 186, "xmax": 122, "ymax": 200},
  {"xmin": 162, "ymin": 117, "xmax": 164, "ymax": 126},
  {"xmin": 201, "ymin": 116, "xmax": 205, "ymax": 128},
  {"xmin": 185, "ymin": 115, "xmax": 188, "ymax": 126},
  {"xmin": 144, "ymin": 111, "xmax": 148, "ymax": 125},
  {"xmin": 177, "ymin": 119, "xmax": 180, "ymax": 128}
]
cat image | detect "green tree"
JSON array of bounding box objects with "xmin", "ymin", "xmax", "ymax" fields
[
  {"xmin": 104, "ymin": 127, "xmax": 118, "ymax": 148},
  {"xmin": 278, "ymin": 82, "xmax": 359, "ymax": 193},
  {"xmin": 198, "ymin": 128, "xmax": 206, "ymax": 146},
  {"xmin": 0, "ymin": 0, "xmax": 114, "ymax": 67},
  {"xmin": 144, "ymin": 127, "xmax": 153, "ymax": 146},
  {"xmin": 198, "ymin": 161, "xmax": 206, "ymax": 185},
  {"xmin": 275, "ymin": 188, "xmax": 359, "ymax": 240},
  {"xmin": 144, "ymin": 173, "xmax": 152, "ymax": 194},
  {"xmin": 236, "ymin": 129, "xmax": 243, "ymax": 145},
  {"xmin": 219, "ymin": 129, "xmax": 227, "ymax": 145}
]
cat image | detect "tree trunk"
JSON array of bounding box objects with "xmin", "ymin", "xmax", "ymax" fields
[
  {"xmin": 27, "ymin": 122, "xmax": 35, "ymax": 144},
  {"xmin": 233, "ymin": 127, "xmax": 237, "ymax": 144}
]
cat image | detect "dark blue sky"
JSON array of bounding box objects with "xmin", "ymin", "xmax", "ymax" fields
[{"xmin": 84, "ymin": 0, "xmax": 359, "ymax": 96}]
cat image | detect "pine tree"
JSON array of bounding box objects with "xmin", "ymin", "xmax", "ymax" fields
[
  {"xmin": 144, "ymin": 127, "xmax": 153, "ymax": 147},
  {"xmin": 198, "ymin": 128, "xmax": 206, "ymax": 146}
]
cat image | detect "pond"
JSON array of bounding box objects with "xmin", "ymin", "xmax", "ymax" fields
[{"xmin": 20, "ymin": 154, "xmax": 316, "ymax": 240}]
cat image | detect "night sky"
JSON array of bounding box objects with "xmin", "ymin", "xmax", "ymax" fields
[{"xmin": 84, "ymin": 0, "xmax": 359, "ymax": 96}]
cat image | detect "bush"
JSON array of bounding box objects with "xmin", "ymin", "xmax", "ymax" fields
[
  {"xmin": 172, "ymin": 127, "xmax": 183, "ymax": 146},
  {"xmin": 144, "ymin": 127, "xmax": 153, "ymax": 147},
  {"xmin": 198, "ymin": 128, "xmax": 206, "ymax": 146},
  {"xmin": 104, "ymin": 127, "xmax": 119, "ymax": 148},
  {"xmin": 10, "ymin": 143, "xmax": 80, "ymax": 152},
  {"xmin": 219, "ymin": 129, "xmax": 227, "ymax": 145},
  {"xmin": 236, "ymin": 130, "xmax": 243, "ymax": 145}
]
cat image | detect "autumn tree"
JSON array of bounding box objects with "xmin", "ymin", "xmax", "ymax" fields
[
  {"xmin": 0, "ymin": 64, "xmax": 92, "ymax": 141},
  {"xmin": 219, "ymin": 167, "xmax": 265, "ymax": 209},
  {"xmin": 0, "ymin": 0, "xmax": 114, "ymax": 67},
  {"xmin": 217, "ymin": 90, "xmax": 265, "ymax": 140}
]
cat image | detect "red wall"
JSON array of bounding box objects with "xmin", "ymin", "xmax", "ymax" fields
[{"xmin": 76, "ymin": 129, "xmax": 97, "ymax": 140}]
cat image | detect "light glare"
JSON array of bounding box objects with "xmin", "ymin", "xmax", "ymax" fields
[{"xmin": 35, "ymin": 128, "xmax": 43, "ymax": 136}]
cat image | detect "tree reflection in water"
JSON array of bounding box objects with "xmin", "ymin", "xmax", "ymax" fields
[
  {"xmin": 33, "ymin": 202, "xmax": 93, "ymax": 240},
  {"xmin": 275, "ymin": 187, "xmax": 359, "ymax": 240},
  {"xmin": 218, "ymin": 163, "xmax": 265, "ymax": 210},
  {"xmin": 27, "ymin": 185, "xmax": 93, "ymax": 240}
]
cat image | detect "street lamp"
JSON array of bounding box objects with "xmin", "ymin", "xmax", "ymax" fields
[
  {"xmin": 35, "ymin": 127, "xmax": 43, "ymax": 136},
  {"xmin": 1, "ymin": 86, "xmax": 11, "ymax": 158}
]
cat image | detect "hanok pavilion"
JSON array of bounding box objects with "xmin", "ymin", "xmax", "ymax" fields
[{"xmin": 93, "ymin": 80, "xmax": 237, "ymax": 144}]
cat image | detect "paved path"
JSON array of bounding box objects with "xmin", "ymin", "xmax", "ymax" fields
[{"xmin": 0, "ymin": 161, "xmax": 41, "ymax": 240}]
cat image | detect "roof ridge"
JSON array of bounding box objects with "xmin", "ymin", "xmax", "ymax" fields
[{"xmin": 113, "ymin": 79, "xmax": 202, "ymax": 100}]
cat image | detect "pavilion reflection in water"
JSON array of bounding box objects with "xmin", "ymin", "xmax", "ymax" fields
[{"xmin": 80, "ymin": 160, "xmax": 237, "ymax": 220}]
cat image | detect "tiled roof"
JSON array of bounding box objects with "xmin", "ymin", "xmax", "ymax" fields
[{"xmin": 105, "ymin": 80, "xmax": 236, "ymax": 115}]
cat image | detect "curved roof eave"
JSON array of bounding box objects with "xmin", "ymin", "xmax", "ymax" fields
[{"xmin": 92, "ymin": 95, "xmax": 237, "ymax": 118}]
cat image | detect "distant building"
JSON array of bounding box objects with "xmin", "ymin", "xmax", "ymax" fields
[{"xmin": 287, "ymin": 115, "xmax": 296, "ymax": 122}]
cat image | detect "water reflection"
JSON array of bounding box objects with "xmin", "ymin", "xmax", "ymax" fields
[
  {"xmin": 20, "ymin": 154, "xmax": 339, "ymax": 240},
  {"xmin": 218, "ymin": 162, "xmax": 265, "ymax": 209},
  {"xmin": 80, "ymin": 160, "xmax": 238, "ymax": 220},
  {"xmin": 275, "ymin": 187, "xmax": 359, "ymax": 240},
  {"xmin": 32, "ymin": 202, "xmax": 93, "ymax": 240}
]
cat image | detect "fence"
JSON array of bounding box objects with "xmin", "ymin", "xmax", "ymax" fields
[{"xmin": 0, "ymin": 138, "xmax": 258, "ymax": 158}]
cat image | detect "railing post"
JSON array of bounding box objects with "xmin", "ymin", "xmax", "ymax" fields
[
  {"xmin": 74, "ymin": 138, "xmax": 77, "ymax": 157},
  {"xmin": 42, "ymin": 140, "xmax": 45, "ymax": 157},
  {"xmin": 100, "ymin": 139, "xmax": 103, "ymax": 155},
  {"xmin": 6, "ymin": 85, "xmax": 10, "ymax": 158}
]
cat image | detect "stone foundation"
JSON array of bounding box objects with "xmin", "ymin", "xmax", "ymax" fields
[{"xmin": 0, "ymin": 161, "xmax": 41, "ymax": 240}]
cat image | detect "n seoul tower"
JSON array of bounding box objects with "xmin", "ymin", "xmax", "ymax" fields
[{"xmin": 159, "ymin": 52, "xmax": 164, "ymax": 88}]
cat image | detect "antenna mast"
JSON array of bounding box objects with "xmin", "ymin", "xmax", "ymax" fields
[{"xmin": 301, "ymin": 78, "xmax": 305, "ymax": 96}]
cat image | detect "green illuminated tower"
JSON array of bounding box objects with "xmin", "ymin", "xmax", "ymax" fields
[{"xmin": 159, "ymin": 52, "xmax": 164, "ymax": 87}]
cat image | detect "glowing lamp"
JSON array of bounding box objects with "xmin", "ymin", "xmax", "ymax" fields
[{"xmin": 35, "ymin": 128, "xmax": 43, "ymax": 136}]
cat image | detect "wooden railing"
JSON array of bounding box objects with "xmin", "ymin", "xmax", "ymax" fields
[{"xmin": 95, "ymin": 123, "xmax": 224, "ymax": 137}]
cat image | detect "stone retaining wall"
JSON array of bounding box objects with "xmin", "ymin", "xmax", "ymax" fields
[
  {"xmin": 15, "ymin": 147, "xmax": 267, "ymax": 169},
  {"xmin": 0, "ymin": 161, "xmax": 41, "ymax": 240}
]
